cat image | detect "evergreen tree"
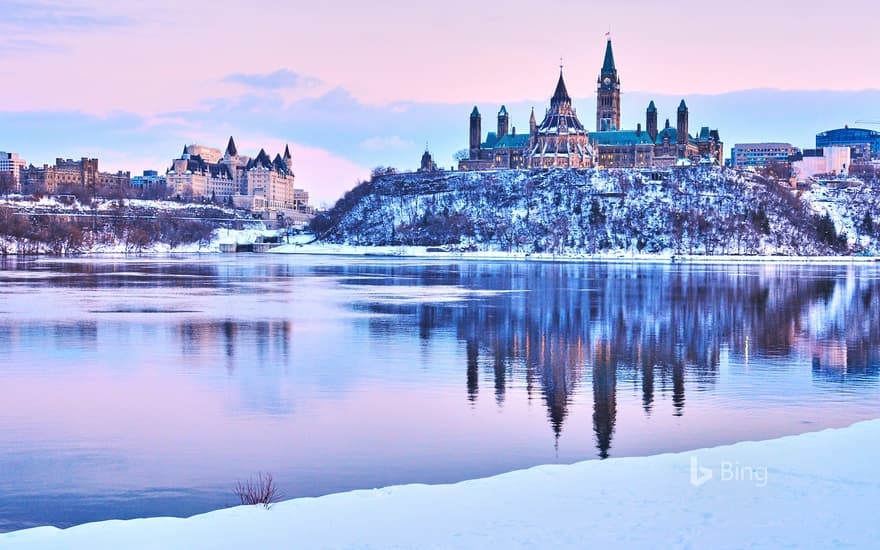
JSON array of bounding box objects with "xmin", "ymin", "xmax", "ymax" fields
[
  {"xmin": 862, "ymin": 211, "xmax": 875, "ymax": 235},
  {"xmin": 816, "ymin": 213, "xmax": 837, "ymax": 245}
]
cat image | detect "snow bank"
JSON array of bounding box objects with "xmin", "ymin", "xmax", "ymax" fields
[
  {"xmin": 3, "ymin": 419, "xmax": 879, "ymax": 549},
  {"xmin": 271, "ymin": 242, "xmax": 880, "ymax": 264}
]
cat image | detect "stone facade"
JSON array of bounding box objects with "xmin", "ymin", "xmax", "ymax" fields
[
  {"xmin": 591, "ymin": 41, "xmax": 724, "ymax": 168},
  {"xmin": 458, "ymin": 39, "xmax": 724, "ymax": 171},
  {"xmin": 459, "ymin": 71, "xmax": 592, "ymax": 171},
  {"xmin": 166, "ymin": 137, "xmax": 310, "ymax": 214},
  {"xmin": 530, "ymin": 71, "xmax": 593, "ymax": 168},
  {"xmin": 20, "ymin": 157, "xmax": 130, "ymax": 195}
]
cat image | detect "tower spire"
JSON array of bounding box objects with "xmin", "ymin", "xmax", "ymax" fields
[
  {"xmin": 601, "ymin": 37, "xmax": 617, "ymax": 76},
  {"xmin": 596, "ymin": 36, "xmax": 621, "ymax": 131},
  {"xmin": 225, "ymin": 136, "xmax": 238, "ymax": 157},
  {"xmin": 551, "ymin": 68, "xmax": 571, "ymax": 107}
]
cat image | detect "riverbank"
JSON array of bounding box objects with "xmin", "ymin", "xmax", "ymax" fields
[
  {"xmin": 3, "ymin": 419, "xmax": 879, "ymax": 549},
  {"xmin": 270, "ymin": 242, "xmax": 880, "ymax": 264}
]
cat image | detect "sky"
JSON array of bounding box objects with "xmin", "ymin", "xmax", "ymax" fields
[{"xmin": 1, "ymin": 0, "xmax": 880, "ymax": 205}]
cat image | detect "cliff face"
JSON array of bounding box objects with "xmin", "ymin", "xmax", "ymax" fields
[{"xmin": 314, "ymin": 168, "xmax": 880, "ymax": 256}]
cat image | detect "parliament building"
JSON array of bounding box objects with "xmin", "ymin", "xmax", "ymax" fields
[{"xmin": 459, "ymin": 39, "xmax": 723, "ymax": 171}]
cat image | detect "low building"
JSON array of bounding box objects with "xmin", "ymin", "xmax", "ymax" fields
[
  {"xmin": 419, "ymin": 148, "xmax": 436, "ymax": 172},
  {"xmin": 131, "ymin": 170, "xmax": 167, "ymax": 197},
  {"xmin": 730, "ymin": 143, "xmax": 799, "ymax": 170},
  {"xmin": 20, "ymin": 157, "xmax": 130, "ymax": 195},
  {"xmin": 816, "ymin": 127, "xmax": 880, "ymax": 161},
  {"xmin": 0, "ymin": 151, "xmax": 26, "ymax": 192},
  {"xmin": 791, "ymin": 147, "xmax": 851, "ymax": 182}
]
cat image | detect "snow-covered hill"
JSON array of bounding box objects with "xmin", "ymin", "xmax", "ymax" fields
[{"xmin": 313, "ymin": 168, "xmax": 880, "ymax": 256}]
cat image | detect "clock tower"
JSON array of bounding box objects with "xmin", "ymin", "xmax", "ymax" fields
[{"xmin": 596, "ymin": 38, "xmax": 621, "ymax": 132}]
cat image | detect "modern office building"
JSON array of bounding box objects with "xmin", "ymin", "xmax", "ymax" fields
[
  {"xmin": 0, "ymin": 151, "xmax": 26, "ymax": 191},
  {"xmin": 730, "ymin": 143, "xmax": 799, "ymax": 170},
  {"xmin": 131, "ymin": 170, "xmax": 167, "ymax": 196},
  {"xmin": 815, "ymin": 127, "xmax": 880, "ymax": 161}
]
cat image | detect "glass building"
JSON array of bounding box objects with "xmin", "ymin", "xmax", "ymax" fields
[{"xmin": 815, "ymin": 127, "xmax": 880, "ymax": 161}]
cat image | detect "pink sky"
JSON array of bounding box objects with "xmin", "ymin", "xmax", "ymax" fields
[
  {"xmin": 3, "ymin": 0, "xmax": 878, "ymax": 113},
  {"xmin": 2, "ymin": 0, "xmax": 879, "ymax": 203}
]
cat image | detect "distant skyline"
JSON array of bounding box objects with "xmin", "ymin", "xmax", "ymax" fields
[{"xmin": 2, "ymin": 0, "xmax": 880, "ymax": 203}]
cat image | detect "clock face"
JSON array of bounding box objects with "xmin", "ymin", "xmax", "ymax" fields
[{"xmin": 603, "ymin": 77, "xmax": 611, "ymax": 85}]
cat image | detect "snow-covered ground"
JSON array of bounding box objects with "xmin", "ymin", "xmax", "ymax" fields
[
  {"xmin": 271, "ymin": 242, "xmax": 880, "ymax": 264},
  {"xmin": 3, "ymin": 419, "xmax": 879, "ymax": 549}
]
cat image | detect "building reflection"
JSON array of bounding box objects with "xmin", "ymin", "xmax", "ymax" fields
[
  {"xmin": 346, "ymin": 262, "xmax": 880, "ymax": 459},
  {"xmin": 174, "ymin": 320, "xmax": 293, "ymax": 371}
]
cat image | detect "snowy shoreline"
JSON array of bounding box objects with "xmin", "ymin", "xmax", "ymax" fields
[
  {"xmin": 5, "ymin": 244, "xmax": 880, "ymax": 264},
  {"xmin": 269, "ymin": 242, "xmax": 880, "ymax": 265},
  {"xmin": 3, "ymin": 418, "xmax": 879, "ymax": 549}
]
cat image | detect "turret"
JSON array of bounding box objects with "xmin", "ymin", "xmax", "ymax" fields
[
  {"xmin": 469, "ymin": 106, "xmax": 482, "ymax": 160},
  {"xmin": 677, "ymin": 100, "xmax": 689, "ymax": 145},
  {"xmin": 225, "ymin": 136, "xmax": 238, "ymax": 157},
  {"xmin": 420, "ymin": 146, "xmax": 434, "ymax": 172},
  {"xmin": 283, "ymin": 144, "xmax": 293, "ymax": 170},
  {"xmin": 529, "ymin": 107, "xmax": 537, "ymax": 136},
  {"xmin": 497, "ymin": 105, "xmax": 509, "ymax": 139},
  {"xmin": 646, "ymin": 101, "xmax": 658, "ymax": 142}
]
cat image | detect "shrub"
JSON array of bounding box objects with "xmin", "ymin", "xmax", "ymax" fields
[{"xmin": 234, "ymin": 473, "xmax": 280, "ymax": 508}]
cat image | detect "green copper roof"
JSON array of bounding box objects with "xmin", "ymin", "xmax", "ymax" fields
[
  {"xmin": 655, "ymin": 126, "xmax": 696, "ymax": 145},
  {"xmin": 592, "ymin": 130, "xmax": 654, "ymax": 146},
  {"xmin": 471, "ymin": 106, "xmax": 480, "ymax": 117},
  {"xmin": 601, "ymin": 40, "xmax": 616, "ymax": 75},
  {"xmin": 492, "ymin": 134, "xmax": 530, "ymax": 149},
  {"xmin": 678, "ymin": 99, "xmax": 688, "ymax": 111},
  {"xmin": 499, "ymin": 105, "xmax": 508, "ymax": 116},
  {"xmin": 647, "ymin": 100, "xmax": 657, "ymax": 113}
]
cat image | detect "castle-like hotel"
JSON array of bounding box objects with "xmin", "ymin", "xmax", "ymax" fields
[
  {"xmin": 459, "ymin": 40, "xmax": 723, "ymax": 171},
  {"xmin": 166, "ymin": 137, "xmax": 309, "ymax": 214}
]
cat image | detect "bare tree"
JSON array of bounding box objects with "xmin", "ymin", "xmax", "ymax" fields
[{"xmin": 0, "ymin": 172, "xmax": 15, "ymax": 199}]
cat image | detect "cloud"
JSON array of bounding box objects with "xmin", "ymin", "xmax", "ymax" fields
[
  {"xmin": 222, "ymin": 70, "xmax": 323, "ymax": 91},
  {"xmin": 0, "ymin": 1, "xmax": 129, "ymax": 31},
  {"xmin": 0, "ymin": 1, "xmax": 129, "ymax": 54}
]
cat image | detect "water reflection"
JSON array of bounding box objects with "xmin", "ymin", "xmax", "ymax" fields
[
  {"xmin": 1, "ymin": 258, "xmax": 879, "ymax": 532},
  {"xmin": 339, "ymin": 262, "xmax": 880, "ymax": 458}
]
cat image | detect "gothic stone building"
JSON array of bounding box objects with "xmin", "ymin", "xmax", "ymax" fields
[
  {"xmin": 459, "ymin": 72, "xmax": 592, "ymax": 171},
  {"xmin": 21, "ymin": 157, "xmax": 130, "ymax": 195},
  {"xmin": 458, "ymin": 39, "xmax": 723, "ymax": 171}
]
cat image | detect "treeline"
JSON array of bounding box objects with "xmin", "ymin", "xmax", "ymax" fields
[{"xmin": 0, "ymin": 207, "xmax": 218, "ymax": 255}]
